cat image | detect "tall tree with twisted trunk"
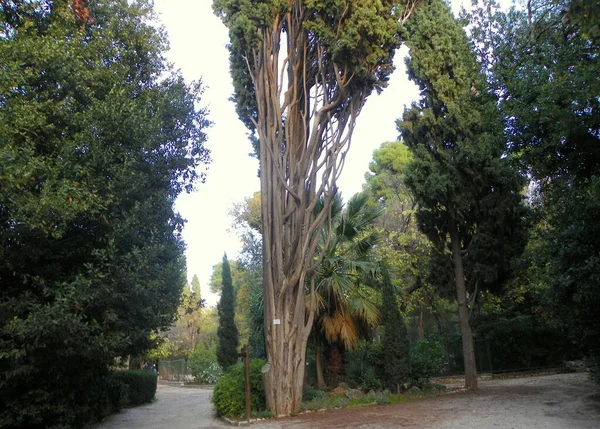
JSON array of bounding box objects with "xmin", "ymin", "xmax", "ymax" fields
[{"xmin": 213, "ymin": 0, "xmax": 415, "ymax": 415}]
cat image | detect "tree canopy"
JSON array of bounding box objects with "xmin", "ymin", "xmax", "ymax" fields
[{"xmin": 0, "ymin": 1, "xmax": 210, "ymax": 427}]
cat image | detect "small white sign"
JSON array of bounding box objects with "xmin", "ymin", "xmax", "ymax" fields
[{"xmin": 273, "ymin": 319, "xmax": 281, "ymax": 325}]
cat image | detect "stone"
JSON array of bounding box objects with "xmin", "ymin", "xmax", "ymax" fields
[{"xmin": 344, "ymin": 388, "xmax": 362, "ymax": 399}]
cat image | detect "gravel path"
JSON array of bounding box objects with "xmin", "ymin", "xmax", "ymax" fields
[{"xmin": 95, "ymin": 372, "xmax": 600, "ymax": 429}]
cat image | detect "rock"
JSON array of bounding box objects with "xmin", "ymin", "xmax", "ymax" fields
[
  {"xmin": 564, "ymin": 360, "xmax": 586, "ymax": 372},
  {"xmin": 432, "ymin": 383, "xmax": 447, "ymax": 391},
  {"xmin": 338, "ymin": 382, "xmax": 349, "ymax": 389},
  {"xmin": 367, "ymin": 390, "xmax": 376, "ymax": 398},
  {"xmin": 382, "ymin": 389, "xmax": 391, "ymax": 396},
  {"xmin": 330, "ymin": 386, "xmax": 346, "ymax": 395},
  {"xmin": 406, "ymin": 386, "xmax": 422, "ymax": 395},
  {"xmin": 344, "ymin": 388, "xmax": 362, "ymax": 399}
]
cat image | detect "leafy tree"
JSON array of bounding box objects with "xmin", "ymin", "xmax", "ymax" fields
[
  {"xmin": 363, "ymin": 142, "xmax": 441, "ymax": 337},
  {"xmin": 0, "ymin": 1, "xmax": 210, "ymax": 427},
  {"xmin": 209, "ymin": 259, "xmax": 246, "ymax": 295},
  {"xmin": 380, "ymin": 267, "xmax": 410, "ymax": 393},
  {"xmin": 468, "ymin": 0, "xmax": 600, "ymax": 376},
  {"xmin": 163, "ymin": 281, "xmax": 205, "ymax": 359},
  {"xmin": 217, "ymin": 253, "xmax": 239, "ymax": 369},
  {"xmin": 213, "ymin": 0, "xmax": 412, "ymax": 414},
  {"xmin": 398, "ymin": 0, "xmax": 527, "ymax": 389}
]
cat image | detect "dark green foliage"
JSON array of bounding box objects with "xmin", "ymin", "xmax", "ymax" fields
[
  {"xmin": 467, "ymin": 0, "xmax": 600, "ymax": 379},
  {"xmin": 381, "ymin": 268, "xmax": 410, "ymax": 392},
  {"xmin": 211, "ymin": 359, "xmax": 267, "ymax": 419},
  {"xmin": 399, "ymin": 0, "xmax": 527, "ymax": 297},
  {"xmin": 217, "ymin": 254, "xmax": 240, "ymax": 369},
  {"xmin": 409, "ymin": 338, "xmax": 445, "ymax": 387},
  {"xmin": 112, "ymin": 370, "xmax": 158, "ymax": 407},
  {"xmin": 476, "ymin": 315, "xmax": 568, "ymax": 371},
  {"xmin": 345, "ymin": 340, "xmax": 385, "ymax": 389},
  {"xmin": 302, "ymin": 385, "xmax": 327, "ymax": 402},
  {"xmin": 0, "ymin": 1, "xmax": 210, "ymax": 427}
]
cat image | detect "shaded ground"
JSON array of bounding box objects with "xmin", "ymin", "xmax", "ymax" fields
[{"xmin": 95, "ymin": 372, "xmax": 600, "ymax": 429}]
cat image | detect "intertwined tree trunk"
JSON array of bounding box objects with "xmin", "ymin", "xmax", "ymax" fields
[
  {"xmin": 255, "ymin": 11, "xmax": 357, "ymax": 414},
  {"xmin": 214, "ymin": 0, "xmax": 409, "ymax": 415}
]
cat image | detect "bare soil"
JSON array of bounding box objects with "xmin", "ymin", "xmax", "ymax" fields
[{"xmin": 95, "ymin": 372, "xmax": 600, "ymax": 429}]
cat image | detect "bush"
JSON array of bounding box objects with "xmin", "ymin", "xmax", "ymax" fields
[
  {"xmin": 189, "ymin": 344, "xmax": 223, "ymax": 384},
  {"xmin": 302, "ymin": 384, "xmax": 326, "ymax": 401},
  {"xmin": 410, "ymin": 338, "xmax": 445, "ymax": 387},
  {"xmin": 212, "ymin": 359, "xmax": 266, "ymax": 419},
  {"xmin": 112, "ymin": 370, "xmax": 157, "ymax": 406},
  {"xmin": 360, "ymin": 367, "xmax": 382, "ymax": 391},
  {"xmin": 345, "ymin": 340, "xmax": 384, "ymax": 388}
]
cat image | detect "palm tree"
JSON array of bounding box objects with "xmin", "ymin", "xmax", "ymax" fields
[{"xmin": 309, "ymin": 192, "xmax": 384, "ymax": 387}]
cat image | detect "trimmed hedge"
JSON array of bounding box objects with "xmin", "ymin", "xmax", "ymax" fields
[
  {"xmin": 112, "ymin": 370, "xmax": 157, "ymax": 406},
  {"xmin": 212, "ymin": 359, "xmax": 266, "ymax": 418}
]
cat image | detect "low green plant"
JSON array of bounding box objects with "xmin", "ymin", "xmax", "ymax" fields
[
  {"xmin": 374, "ymin": 393, "xmax": 392, "ymax": 405},
  {"xmin": 211, "ymin": 359, "xmax": 266, "ymax": 419},
  {"xmin": 360, "ymin": 367, "xmax": 382, "ymax": 391},
  {"xmin": 410, "ymin": 337, "xmax": 445, "ymax": 387},
  {"xmin": 188, "ymin": 344, "xmax": 223, "ymax": 384},
  {"xmin": 345, "ymin": 340, "xmax": 384, "ymax": 388},
  {"xmin": 302, "ymin": 384, "xmax": 326, "ymax": 401},
  {"xmin": 112, "ymin": 369, "xmax": 157, "ymax": 406},
  {"xmin": 302, "ymin": 396, "xmax": 330, "ymax": 411}
]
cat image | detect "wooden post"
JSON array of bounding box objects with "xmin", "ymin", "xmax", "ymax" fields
[{"xmin": 243, "ymin": 344, "xmax": 251, "ymax": 421}]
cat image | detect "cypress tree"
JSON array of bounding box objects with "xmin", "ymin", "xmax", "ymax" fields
[
  {"xmin": 398, "ymin": 0, "xmax": 527, "ymax": 389},
  {"xmin": 381, "ymin": 267, "xmax": 410, "ymax": 393},
  {"xmin": 217, "ymin": 253, "xmax": 239, "ymax": 369}
]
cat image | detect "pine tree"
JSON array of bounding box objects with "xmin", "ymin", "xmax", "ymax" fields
[
  {"xmin": 398, "ymin": 0, "xmax": 527, "ymax": 389},
  {"xmin": 217, "ymin": 253, "xmax": 239, "ymax": 369},
  {"xmin": 381, "ymin": 267, "xmax": 410, "ymax": 393}
]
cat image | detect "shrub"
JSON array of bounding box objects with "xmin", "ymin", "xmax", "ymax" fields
[
  {"xmin": 112, "ymin": 370, "xmax": 157, "ymax": 406},
  {"xmin": 345, "ymin": 340, "xmax": 384, "ymax": 388},
  {"xmin": 211, "ymin": 359, "xmax": 266, "ymax": 419},
  {"xmin": 302, "ymin": 384, "xmax": 326, "ymax": 401},
  {"xmin": 189, "ymin": 344, "xmax": 223, "ymax": 384},
  {"xmin": 410, "ymin": 338, "xmax": 445, "ymax": 387},
  {"xmin": 360, "ymin": 367, "xmax": 382, "ymax": 391}
]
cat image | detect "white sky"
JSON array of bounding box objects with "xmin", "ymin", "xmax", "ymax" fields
[{"xmin": 153, "ymin": 1, "xmax": 426, "ymax": 306}]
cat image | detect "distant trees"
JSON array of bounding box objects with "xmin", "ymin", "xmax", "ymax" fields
[
  {"xmin": 398, "ymin": 0, "xmax": 527, "ymax": 389},
  {"xmin": 0, "ymin": 1, "xmax": 210, "ymax": 427},
  {"xmin": 217, "ymin": 254, "xmax": 239, "ymax": 369}
]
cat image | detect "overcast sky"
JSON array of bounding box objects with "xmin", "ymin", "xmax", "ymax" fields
[{"xmin": 152, "ymin": 0, "xmax": 427, "ymax": 305}]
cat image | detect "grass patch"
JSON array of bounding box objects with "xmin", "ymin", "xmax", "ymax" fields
[{"xmin": 301, "ymin": 391, "xmax": 408, "ymax": 412}]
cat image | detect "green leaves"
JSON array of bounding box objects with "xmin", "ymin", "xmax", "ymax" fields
[
  {"xmin": 1, "ymin": 1, "xmax": 210, "ymax": 427},
  {"xmin": 399, "ymin": 0, "xmax": 527, "ymax": 293}
]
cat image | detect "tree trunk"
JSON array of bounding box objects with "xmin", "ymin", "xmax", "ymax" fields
[
  {"xmin": 417, "ymin": 309, "xmax": 425, "ymax": 341},
  {"xmin": 449, "ymin": 220, "xmax": 478, "ymax": 390},
  {"xmin": 325, "ymin": 343, "xmax": 345, "ymax": 387},
  {"xmin": 315, "ymin": 343, "xmax": 326, "ymax": 388}
]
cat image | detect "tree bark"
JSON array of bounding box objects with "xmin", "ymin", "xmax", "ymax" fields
[
  {"xmin": 315, "ymin": 343, "xmax": 326, "ymax": 388},
  {"xmin": 449, "ymin": 220, "xmax": 478, "ymax": 390}
]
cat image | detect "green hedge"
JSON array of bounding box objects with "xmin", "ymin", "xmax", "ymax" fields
[
  {"xmin": 112, "ymin": 370, "xmax": 157, "ymax": 406},
  {"xmin": 212, "ymin": 359, "xmax": 266, "ymax": 418}
]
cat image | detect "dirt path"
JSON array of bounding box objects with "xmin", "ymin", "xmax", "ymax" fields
[
  {"xmin": 96, "ymin": 372, "xmax": 600, "ymax": 429},
  {"xmin": 94, "ymin": 385, "xmax": 227, "ymax": 429}
]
